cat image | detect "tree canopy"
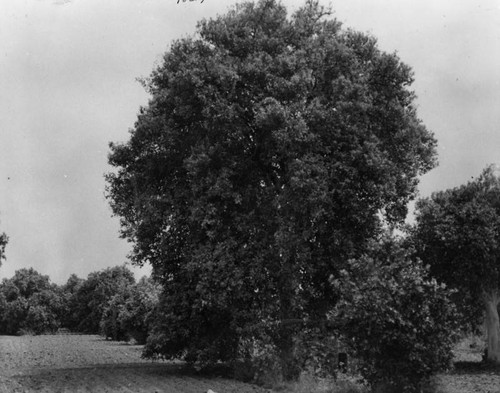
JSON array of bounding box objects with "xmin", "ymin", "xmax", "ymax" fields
[
  {"xmin": 412, "ymin": 165, "xmax": 500, "ymax": 362},
  {"xmin": 106, "ymin": 0, "xmax": 437, "ymax": 380}
]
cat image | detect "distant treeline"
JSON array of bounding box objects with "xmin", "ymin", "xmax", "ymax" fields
[{"xmin": 0, "ymin": 265, "xmax": 159, "ymax": 343}]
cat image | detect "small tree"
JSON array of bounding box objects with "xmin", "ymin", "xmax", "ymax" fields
[
  {"xmin": 412, "ymin": 165, "xmax": 500, "ymax": 363},
  {"xmin": 331, "ymin": 236, "xmax": 459, "ymax": 392}
]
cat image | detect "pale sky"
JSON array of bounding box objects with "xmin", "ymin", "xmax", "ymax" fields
[{"xmin": 1, "ymin": 0, "xmax": 500, "ymax": 283}]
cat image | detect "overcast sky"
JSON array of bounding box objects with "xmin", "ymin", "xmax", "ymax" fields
[{"xmin": 1, "ymin": 0, "xmax": 500, "ymax": 283}]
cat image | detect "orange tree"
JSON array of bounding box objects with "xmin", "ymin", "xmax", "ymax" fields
[{"xmin": 106, "ymin": 0, "xmax": 437, "ymax": 380}]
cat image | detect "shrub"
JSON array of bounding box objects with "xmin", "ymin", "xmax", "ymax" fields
[{"xmin": 330, "ymin": 239, "xmax": 460, "ymax": 392}]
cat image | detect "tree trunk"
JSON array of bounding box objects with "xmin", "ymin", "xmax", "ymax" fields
[
  {"xmin": 276, "ymin": 250, "xmax": 300, "ymax": 381},
  {"xmin": 484, "ymin": 291, "xmax": 500, "ymax": 363}
]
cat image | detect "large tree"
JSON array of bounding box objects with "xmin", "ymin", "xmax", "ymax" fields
[
  {"xmin": 106, "ymin": 0, "xmax": 437, "ymax": 379},
  {"xmin": 412, "ymin": 165, "xmax": 500, "ymax": 363}
]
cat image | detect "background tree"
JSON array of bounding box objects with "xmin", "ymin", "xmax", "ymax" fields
[
  {"xmin": 70, "ymin": 265, "xmax": 135, "ymax": 333},
  {"xmin": 106, "ymin": 0, "xmax": 437, "ymax": 379},
  {"xmin": 412, "ymin": 165, "xmax": 500, "ymax": 363},
  {"xmin": 0, "ymin": 268, "xmax": 64, "ymax": 335},
  {"xmin": 60, "ymin": 274, "xmax": 85, "ymax": 331},
  {"xmin": 24, "ymin": 288, "xmax": 65, "ymax": 334}
]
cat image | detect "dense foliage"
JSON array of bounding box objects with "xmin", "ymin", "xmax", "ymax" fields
[
  {"xmin": 106, "ymin": 0, "xmax": 437, "ymax": 380},
  {"xmin": 331, "ymin": 236, "xmax": 459, "ymax": 392},
  {"xmin": 411, "ymin": 165, "xmax": 500, "ymax": 363},
  {"xmin": 66, "ymin": 265, "xmax": 135, "ymax": 333},
  {"xmin": 0, "ymin": 268, "xmax": 64, "ymax": 335},
  {"xmin": 0, "ymin": 265, "xmax": 158, "ymax": 341}
]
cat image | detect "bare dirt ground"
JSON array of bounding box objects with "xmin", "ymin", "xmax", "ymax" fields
[
  {"xmin": 2, "ymin": 334, "xmax": 500, "ymax": 393},
  {"xmin": 0, "ymin": 334, "xmax": 267, "ymax": 393}
]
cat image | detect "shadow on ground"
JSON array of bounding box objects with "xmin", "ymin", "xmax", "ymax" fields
[{"xmin": 453, "ymin": 361, "xmax": 500, "ymax": 375}]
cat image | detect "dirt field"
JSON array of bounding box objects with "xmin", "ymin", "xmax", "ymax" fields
[
  {"xmin": 2, "ymin": 334, "xmax": 500, "ymax": 393},
  {"xmin": 0, "ymin": 334, "xmax": 266, "ymax": 393}
]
